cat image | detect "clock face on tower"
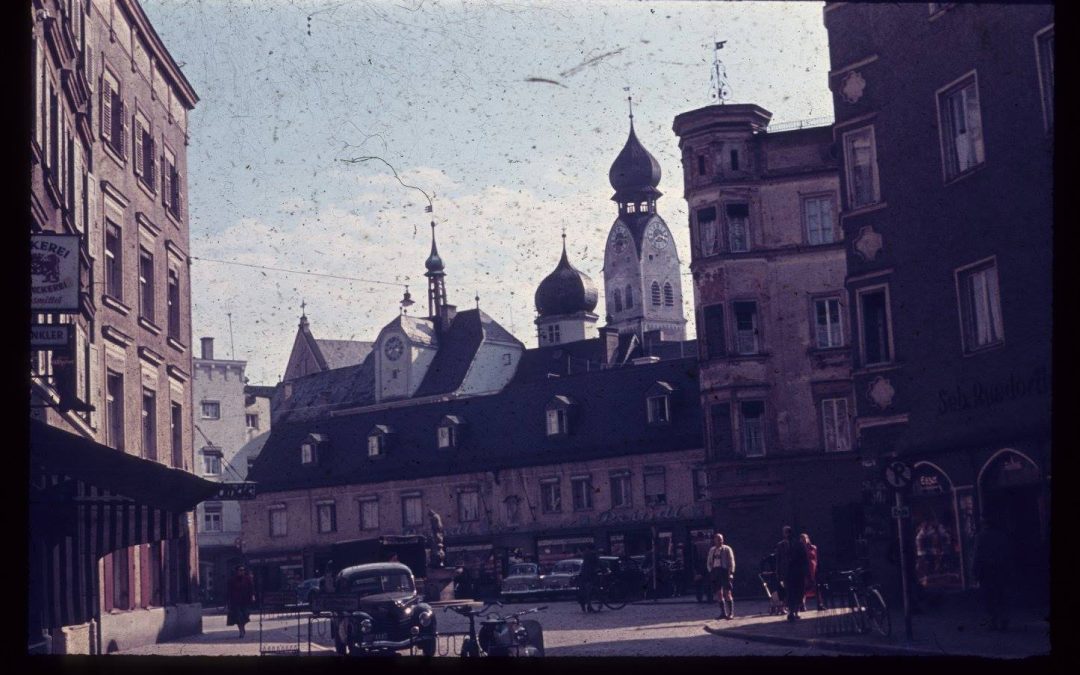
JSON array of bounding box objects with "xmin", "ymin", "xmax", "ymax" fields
[
  {"xmin": 648, "ymin": 222, "xmax": 669, "ymax": 251},
  {"xmin": 384, "ymin": 336, "xmax": 404, "ymax": 361},
  {"xmin": 612, "ymin": 228, "xmax": 629, "ymax": 254}
]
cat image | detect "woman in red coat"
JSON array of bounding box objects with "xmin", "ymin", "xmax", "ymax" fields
[
  {"xmin": 800, "ymin": 534, "xmax": 820, "ymax": 611},
  {"xmin": 226, "ymin": 566, "xmax": 255, "ymax": 638}
]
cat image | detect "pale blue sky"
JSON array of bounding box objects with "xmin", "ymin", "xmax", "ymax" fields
[{"xmin": 141, "ymin": 0, "xmax": 832, "ymax": 384}]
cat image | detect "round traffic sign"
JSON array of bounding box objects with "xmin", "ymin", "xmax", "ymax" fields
[{"xmin": 884, "ymin": 461, "xmax": 912, "ymax": 489}]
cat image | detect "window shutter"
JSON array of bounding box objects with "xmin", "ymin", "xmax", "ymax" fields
[
  {"xmin": 88, "ymin": 343, "xmax": 99, "ymax": 428},
  {"xmin": 147, "ymin": 137, "xmax": 156, "ymax": 187},
  {"xmin": 101, "ymin": 84, "xmax": 112, "ymax": 142},
  {"xmin": 176, "ymin": 172, "xmax": 184, "ymax": 217},
  {"xmin": 709, "ymin": 403, "xmax": 733, "ymax": 457},
  {"xmin": 161, "ymin": 156, "xmax": 170, "ymax": 205},
  {"xmin": 133, "ymin": 121, "xmax": 144, "ymax": 176},
  {"xmin": 118, "ymin": 101, "xmax": 128, "ymax": 156}
]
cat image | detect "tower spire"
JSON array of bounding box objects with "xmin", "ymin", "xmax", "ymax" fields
[
  {"xmin": 628, "ymin": 94, "xmax": 634, "ymax": 128},
  {"xmin": 424, "ymin": 220, "xmax": 447, "ymax": 319}
]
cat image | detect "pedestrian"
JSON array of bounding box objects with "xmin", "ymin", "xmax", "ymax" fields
[
  {"xmin": 800, "ymin": 533, "xmax": 821, "ymax": 611},
  {"xmin": 779, "ymin": 527, "xmax": 808, "ymax": 621},
  {"xmin": 577, "ymin": 543, "xmax": 600, "ymax": 613},
  {"xmin": 226, "ymin": 565, "xmax": 255, "ymax": 638},
  {"xmin": 706, "ymin": 533, "xmax": 736, "ymax": 619},
  {"xmin": 972, "ymin": 517, "xmax": 1010, "ymax": 630},
  {"xmin": 320, "ymin": 561, "xmax": 336, "ymax": 594}
]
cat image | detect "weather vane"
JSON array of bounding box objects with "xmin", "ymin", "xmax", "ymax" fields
[{"xmin": 710, "ymin": 39, "xmax": 732, "ymax": 104}]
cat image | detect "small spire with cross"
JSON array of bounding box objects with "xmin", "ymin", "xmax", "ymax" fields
[{"xmin": 300, "ymin": 298, "xmax": 307, "ymax": 317}]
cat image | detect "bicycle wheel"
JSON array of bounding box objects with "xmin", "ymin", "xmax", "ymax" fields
[
  {"xmin": 587, "ymin": 589, "xmax": 605, "ymax": 613},
  {"xmin": 604, "ymin": 583, "xmax": 628, "ymax": 610},
  {"xmin": 849, "ymin": 589, "xmax": 868, "ymax": 634},
  {"xmin": 865, "ymin": 588, "xmax": 891, "ymax": 637}
]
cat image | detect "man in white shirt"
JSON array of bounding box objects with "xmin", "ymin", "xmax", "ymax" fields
[{"xmin": 706, "ymin": 533, "xmax": 736, "ymax": 619}]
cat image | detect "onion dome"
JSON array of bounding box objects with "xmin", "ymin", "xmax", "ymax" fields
[
  {"xmin": 608, "ymin": 121, "xmax": 663, "ymax": 203},
  {"xmin": 535, "ymin": 237, "xmax": 599, "ymax": 318},
  {"xmin": 425, "ymin": 221, "xmax": 444, "ymax": 274}
]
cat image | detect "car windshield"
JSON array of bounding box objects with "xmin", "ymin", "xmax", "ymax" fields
[
  {"xmin": 552, "ymin": 561, "xmax": 580, "ymax": 574},
  {"xmin": 345, "ymin": 571, "xmax": 415, "ymax": 595},
  {"xmin": 509, "ymin": 564, "xmax": 538, "ymax": 576}
]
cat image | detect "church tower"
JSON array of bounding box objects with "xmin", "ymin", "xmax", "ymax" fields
[
  {"xmin": 534, "ymin": 233, "xmax": 599, "ymax": 346},
  {"xmin": 602, "ymin": 105, "xmax": 687, "ymax": 341}
]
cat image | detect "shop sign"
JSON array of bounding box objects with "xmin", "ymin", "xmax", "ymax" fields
[
  {"xmin": 937, "ymin": 367, "xmax": 1050, "ymax": 414},
  {"xmin": 985, "ymin": 452, "xmax": 1040, "ymax": 488},
  {"xmin": 912, "ymin": 468, "xmax": 946, "ymax": 496},
  {"xmin": 31, "ymin": 234, "xmax": 81, "ymax": 312},
  {"xmin": 213, "ymin": 482, "xmax": 257, "ymax": 500},
  {"xmin": 31, "ymin": 324, "xmax": 72, "ymax": 351}
]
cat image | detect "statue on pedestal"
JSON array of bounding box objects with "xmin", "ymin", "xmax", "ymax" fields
[{"xmin": 428, "ymin": 509, "xmax": 446, "ymax": 568}]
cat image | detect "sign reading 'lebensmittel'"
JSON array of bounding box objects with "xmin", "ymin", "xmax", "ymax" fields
[{"xmin": 31, "ymin": 234, "xmax": 81, "ymax": 312}]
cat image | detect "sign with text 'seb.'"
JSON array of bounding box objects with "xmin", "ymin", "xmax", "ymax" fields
[{"xmin": 31, "ymin": 234, "xmax": 81, "ymax": 312}]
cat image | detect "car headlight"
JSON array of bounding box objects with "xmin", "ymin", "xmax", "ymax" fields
[
  {"xmin": 403, "ymin": 606, "xmax": 414, "ymax": 617},
  {"xmin": 418, "ymin": 610, "xmax": 434, "ymax": 627},
  {"xmin": 411, "ymin": 626, "xmax": 420, "ymax": 636},
  {"xmin": 359, "ymin": 618, "xmax": 373, "ymax": 634}
]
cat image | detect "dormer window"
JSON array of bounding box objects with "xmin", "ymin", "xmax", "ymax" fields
[
  {"xmin": 646, "ymin": 381, "xmax": 675, "ymax": 425},
  {"xmin": 545, "ymin": 395, "xmax": 574, "ymax": 437},
  {"xmin": 437, "ymin": 415, "xmax": 464, "ymax": 449},
  {"xmin": 367, "ymin": 425, "xmax": 392, "ymax": 457},
  {"xmin": 300, "ymin": 433, "xmax": 327, "ymax": 465}
]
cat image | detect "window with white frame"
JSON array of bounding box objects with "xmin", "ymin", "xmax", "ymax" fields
[
  {"xmin": 167, "ymin": 269, "xmax": 181, "ymax": 341},
  {"xmin": 726, "ymin": 203, "xmax": 750, "ymax": 253},
  {"xmin": 546, "ymin": 408, "xmax": 568, "ymax": 436},
  {"xmin": 367, "ymin": 434, "xmax": 383, "ymax": 457},
  {"xmin": 814, "ymin": 297, "xmax": 844, "ymax": 348},
  {"xmin": 938, "ymin": 75, "xmax": 985, "ymax": 180},
  {"xmin": 359, "ymin": 498, "xmax": 379, "ymax": 530},
  {"xmin": 647, "ymin": 395, "xmax": 670, "ymax": 424},
  {"xmin": 822, "ymin": 398, "xmax": 852, "ymax": 453},
  {"xmin": 200, "ymin": 400, "xmax": 220, "ymax": 420},
  {"xmin": 437, "ymin": 425, "xmax": 455, "ymax": 448},
  {"xmin": 202, "ymin": 505, "xmax": 223, "ymax": 533},
  {"xmin": 458, "ymin": 490, "xmax": 480, "ymax": 522},
  {"xmin": 644, "ymin": 468, "xmax": 667, "ymax": 506},
  {"xmin": 804, "ymin": 195, "xmax": 837, "ymax": 245},
  {"xmin": 402, "ymin": 494, "xmax": 424, "ymax": 527},
  {"xmin": 697, "ymin": 206, "xmax": 719, "ymax": 257},
  {"xmin": 246, "ymin": 413, "xmax": 259, "ymax": 430},
  {"xmin": 739, "ymin": 401, "xmax": 766, "ymax": 457},
  {"xmin": 693, "ymin": 468, "xmax": 710, "ymax": 502},
  {"xmin": 858, "ymin": 287, "xmax": 893, "ymax": 366},
  {"xmin": 316, "ymin": 502, "xmax": 337, "ymax": 533},
  {"xmin": 106, "ymin": 370, "xmax": 124, "ymax": 451},
  {"xmin": 269, "ymin": 506, "xmax": 287, "ymax": 537},
  {"xmin": 201, "ymin": 448, "xmax": 222, "ymax": 475},
  {"xmin": 139, "ymin": 247, "xmax": 155, "ymax": 322},
  {"xmin": 141, "ymin": 388, "xmax": 157, "ymax": 461},
  {"xmin": 301, "ymin": 442, "xmax": 316, "ymax": 465},
  {"xmin": 540, "ymin": 478, "xmax": 561, "ymax": 513},
  {"xmin": 105, "ymin": 221, "xmax": 123, "ymax": 301},
  {"xmin": 956, "ymin": 260, "xmax": 1004, "ymax": 352},
  {"xmin": 610, "ymin": 472, "xmax": 632, "ymax": 508},
  {"xmin": 843, "ymin": 127, "xmax": 880, "ymax": 209},
  {"xmin": 1036, "ymin": 26, "xmax": 1054, "ymax": 131},
  {"xmin": 571, "ymin": 476, "xmax": 593, "ymax": 511},
  {"xmin": 733, "ymin": 301, "xmax": 760, "ymax": 355}
]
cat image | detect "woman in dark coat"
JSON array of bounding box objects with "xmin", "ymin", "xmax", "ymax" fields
[
  {"xmin": 226, "ymin": 565, "xmax": 255, "ymax": 638},
  {"xmin": 784, "ymin": 531, "xmax": 809, "ymax": 621}
]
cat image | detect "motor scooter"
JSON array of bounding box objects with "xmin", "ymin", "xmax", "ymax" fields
[{"xmin": 445, "ymin": 601, "xmax": 546, "ymax": 656}]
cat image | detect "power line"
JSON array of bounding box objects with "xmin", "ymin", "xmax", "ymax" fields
[{"xmin": 190, "ymin": 256, "xmax": 407, "ymax": 287}]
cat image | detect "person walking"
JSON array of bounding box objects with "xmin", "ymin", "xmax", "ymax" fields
[
  {"xmin": 780, "ymin": 528, "xmax": 809, "ymax": 621},
  {"xmin": 972, "ymin": 517, "xmax": 1010, "ymax": 630},
  {"xmin": 800, "ymin": 533, "xmax": 821, "ymax": 612},
  {"xmin": 707, "ymin": 534, "xmax": 736, "ymax": 619},
  {"xmin": 226, "ymin": 565, "xmax": 255, "ymax": 638},
  {"xmin": 577, "ymin": 543, "xmax": 600, "ymax": 613}
]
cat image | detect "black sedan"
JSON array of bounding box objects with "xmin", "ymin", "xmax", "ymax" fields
[{"xmin": 326, "ymin": 562, "xmax": 437, "ymax": 656}]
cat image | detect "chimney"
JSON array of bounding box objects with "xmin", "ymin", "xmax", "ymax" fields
[
  {"xmin": 201, "ymin": 337, "xmax": 214, "ymax": 360},
  {"xmin": 600, "ymin": 326, "xmax": 620, "ymax": 367},
  {"xmin": 437, "ymin": 304, "xmax": 458, "ymax": 333}
]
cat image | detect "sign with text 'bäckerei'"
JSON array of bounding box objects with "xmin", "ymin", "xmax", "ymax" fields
[
  {"xmin": 31, "ymin": 234, "xmax": 81, "ymax": 312},
  {"xmin": 213, "ymin": 482, "xmax": 257, "ymax": 500},
  {"xmin": 31, "ymin": 324, "xmax": 72, "ymax": 351}
]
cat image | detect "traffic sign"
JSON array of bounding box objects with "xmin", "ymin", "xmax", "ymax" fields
[
  {"xmin": 891, "ymin": 505, "xmax": 911, "ymax": 519},
  {"xmin": 883, "ymin": 460, "xmax": 912, "ymax": 489}
]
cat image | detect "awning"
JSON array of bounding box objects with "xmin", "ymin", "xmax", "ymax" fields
[{"xmin": 30, "ymin": 418, "xmax": 220, "ymax": 512}]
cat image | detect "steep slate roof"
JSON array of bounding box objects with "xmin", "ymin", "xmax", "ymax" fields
[
  {"xmin": 511, "ymin": 336, "xmax": 696, "ymax": 381},
  {"xmin": 315, "ymin": 340, "xmax": 374, "ymax": 370},
  {"xmin": 248, "ymin": 356, "xmax": 702, "ymax": 493},
  {"xmin": 412, "ymin": 309, "xmax": 522, "ymax": 397},
  {"xmin": 273, "ymin": 354, "xmax": 377, "ymax": 424}
]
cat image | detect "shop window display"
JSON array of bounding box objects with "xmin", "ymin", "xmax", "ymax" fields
[{"xmin": 910, "ymin": 464, "xmax": 962, "ymax": 589}]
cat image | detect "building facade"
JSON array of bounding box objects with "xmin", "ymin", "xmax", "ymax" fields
[
  {"xmin": 672, "ymin": 104, "xmax": 863, "ymax": 590},
  {"xmin": 192, "ymin": 337, "xmax": 273, "ymax": 604},
  {"xmin": 824, "ymin": 3, "xmax": 1052, "ymax": 598},
  {"xmin": 29, "ymin": 0, "xmax": 209, "ymax": 654}
]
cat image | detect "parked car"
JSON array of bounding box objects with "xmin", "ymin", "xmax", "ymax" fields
[
  {"xmin": 540, "ymin": 559, "xmax": 582, "ymax": 598},
  {"xmin": 327, "ymin": 562, "xmax": 437, "ymax": 656},
  {"xmin": 499, "ymin": 563, "xmax": 543, "ymax": 601},
  {"xmin": 296, "ymin": 578, "xmax": 322, "ymax": 604}
]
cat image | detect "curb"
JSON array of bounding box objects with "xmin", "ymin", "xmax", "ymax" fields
[{"xmin": 703, "ymin": 625, "xmax": 951, "ymax": 657}]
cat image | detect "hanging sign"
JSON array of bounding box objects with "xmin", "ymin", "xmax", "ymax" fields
[
  {"xmin": 212, "ymin": 482, "xmax": 257, "ymax": 500},
  {"xmin": 31, "ymin": 234, "xmax": 81, "ymax": 312},
  {"xmin": 31, "ymin": 324, "xmax": 72, "ymax": 351}
]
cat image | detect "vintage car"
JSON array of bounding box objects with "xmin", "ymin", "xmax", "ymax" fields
[
  {"xmin": 325, "ymin": 562, "xmax": 437, "ymax": 656},
  {"xmin": 540, "ymin": 558, "xmax": 583, "ymax": 597},
  {"xmin": 499, "ymin": 563, "xmax": 543, "ymax": 600}
]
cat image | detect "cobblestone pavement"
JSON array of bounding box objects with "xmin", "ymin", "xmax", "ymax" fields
[{"xmin": 120, "ymin": 598, "xmax": 845, "ymax": 657}]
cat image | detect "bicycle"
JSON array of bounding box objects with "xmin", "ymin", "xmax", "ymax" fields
[
  {"xmin": 823, "ymin": 567, "xmax": 891, "ymax": 637},
  {"xmin": 585, "ymin": 569, "xmax": 629, "ymax": 612}
]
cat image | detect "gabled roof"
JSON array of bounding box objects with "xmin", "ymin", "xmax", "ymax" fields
[
  {"xmin": 248, "ymin": 357, "xmax": 702, "ymax": 493},
  {"xmin": 315, "ymin": 340, "xmax": 374, "ymax": 370},
  {"xmin": 273, "ymin": 353, "xmax": 377, "ymax": 424},
  {"xmin": 413, "ymin": 309, "xmax": 522, "ymax": 397}
]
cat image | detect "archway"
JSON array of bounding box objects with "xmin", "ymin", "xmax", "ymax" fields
[
  {"xmin": 977, "ymin": 449, "xmax": 1047, "ymax": 597},
  {"xmin": 910, "ymin": 462, "xmax": 963, "ymax": 590}
]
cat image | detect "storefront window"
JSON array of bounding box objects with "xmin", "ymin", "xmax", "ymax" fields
[{"xmin": 910, "ymin": 463, "xmax": 962, "ymax": 590}]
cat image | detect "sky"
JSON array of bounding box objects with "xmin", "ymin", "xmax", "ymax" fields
[{"xmin": 140, "ymin": 0, "xmax": 833, "ymax": 385}]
